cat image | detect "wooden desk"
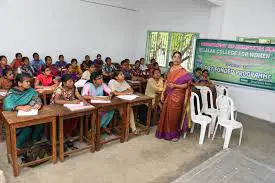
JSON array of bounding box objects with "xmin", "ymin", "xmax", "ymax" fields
[
  {"xmin": 127, "ymin": 80, "xmax": 142, "ymax": 93},
  {"xmin": 0, "ymin": 106, "xmax": 57, "ymax": 177},
  {"xmin": 91, "ymin": 98, "xmax": 128, "ymax": 151},
  {"xmin": 36, "ymin": 88, "xmax": 55, "ymax": 105},
  {"xmin": 54, "ymin": 105, "xmax": 96, "ymax": 162},
  {"xmin": 123, "ymin": 93, "xmax": 153, "ymax": 141}
]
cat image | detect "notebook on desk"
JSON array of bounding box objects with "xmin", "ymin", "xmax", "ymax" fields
[
  {"xmin": 17, "ymin": 109, "xmax": 38, "ymax": 116},
  {"xmin": 64, "ymin": 102, "xmax": 94, "ymax": 111},
  {"xmin": 116, "ymin": 95, "xmax": 139, "ymax": 101},
  {"xmin": 90, "ymin": 99, "xmax": 111, "ymax": 103}
]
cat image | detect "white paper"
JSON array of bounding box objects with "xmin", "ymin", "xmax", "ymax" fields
[
  {"xmin": 75, "ymin": 79, "xmax": 87, "ymax": 88},
  {"xmin": 0, "ymin": 91, "xmax": 7, "ymax": 96},
  {"xmin": 90, "ymin": 100, "xmax": 111, "ymax": 103},
  {"xmin": 117, "ymin": 95, "xmax": 139, "ymax": 101},
  {"xmin": 127, "ymin": 80, "xmax": 141, "ymax": 84},
  {"xmin": 17, "ymin": 109, "xmax": 38, "ymax": 116},
  {"xmin": 64, "ymin": 102, "xmax": 94, "ymax": 111}
]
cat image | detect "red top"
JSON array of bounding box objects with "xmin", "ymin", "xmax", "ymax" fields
[
  {"xmin": 11, "ymin": 59, "xmax": 23, "ymax": 70},
  {"xmin": 35, "ymin": 74, "xmax": 53, "ymax": 86}
]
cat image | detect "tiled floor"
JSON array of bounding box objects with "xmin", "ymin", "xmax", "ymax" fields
[{"xmin": 173, "ymin": 149, "xmax": 275, "ymax": 183}]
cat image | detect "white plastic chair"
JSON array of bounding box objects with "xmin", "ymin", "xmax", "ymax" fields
[
  {"xmin": 199, "ymin": 86, "xmax": 218, "ymax": 135},
  {"xmin": 212, "ymin": 95, "xmax": 243, "ymax": 149},
  {"xmin": 216, "ymin": 85, "xmax": 229, "ymax": 97},
  {"xmin": 190, "ymin": 92, "xmax": 212, "ymax": 145},
  {"xmin": 216, "ymin": 85, "xmax": 237, "ymax": 120}
]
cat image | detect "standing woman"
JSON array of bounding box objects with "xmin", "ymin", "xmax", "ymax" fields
[{"xmin": 155, "ymin": 51, "xmax": 192, "ymax": 141}]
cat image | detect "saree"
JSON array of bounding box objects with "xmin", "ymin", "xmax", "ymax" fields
[
  {"xmin": 155, "ymin": 68, "xmax": 192, "ymax": 140},
  {"xmin": 3, "ymin": 88, "xmax": 43, "ymax": 148}
]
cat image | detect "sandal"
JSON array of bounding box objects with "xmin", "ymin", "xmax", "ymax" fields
[{"xmin": 133, "ymin": 129, "xmax": 139, "ymax": 135}]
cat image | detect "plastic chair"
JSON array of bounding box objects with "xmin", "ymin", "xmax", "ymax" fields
[
  {"xmin": 199, "ymin": 86, "xmax": 218, "ymax": 135},
  {"xmin": 190, "ymin": 92, "xmax": 212, "ymax": 145},
  {"xmin": 216, "ymin": 85, "xmax": 229, "ymax": 97},
  {"xmin": 216, "ymin": 85, "xmax": 237, "ymax": 120},
  {"xmin": 212, "ymin": 95, "xmax": 243, "ymax": 149}
]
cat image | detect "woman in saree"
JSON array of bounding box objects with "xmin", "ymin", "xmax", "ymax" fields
[
  {"xmin": 155, "ymin": 51, "xmax": 192, "ymax": 141},
  {"xmin": 3, "ymin": 73, "xmax": 43, "ymax": 149},
  {"xmin": 82, "ymin": 71, "xmax": 114, "ymax": 134}
]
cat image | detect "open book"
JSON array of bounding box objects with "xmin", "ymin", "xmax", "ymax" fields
[
  {"xmin": 17, "ymin": 109, "xmax": 38, "ymax": 116},
  {"xmin": 90, "ymin": 99, "xmax": 111, "ymax": 103},
  {"xmin": 64, "ymin": 102, "xmax": 94, "ymax": 111},
  {"xmin": 116, "ymin": 95, "xmax": 139, "ymax": 101}
]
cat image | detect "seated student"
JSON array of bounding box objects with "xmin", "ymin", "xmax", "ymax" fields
[
  {"xmin": 71, "ymin": 59, "xmax": 83, "ymax": 77},
  {"xmin": 81, "ymin": 55, "xmax": 92, "ymax": 72},
  {"xmin": 168, "ymin": 61, "xmax": 173, "ymax": 70},
  {"xmin": 82, "ymin": 72, "xmax": 114, "ymax": 134},
  {"xmin": 147, "ymin": 58, "xmax": 156, "ymax": 69},
  {"xmin": 124, "ymin": 59, "xmax": 133, "ymax": 70},
  {"xmin": 10, "ymin": 53, "xmax": 23, "ymax": 70},
  {"xmin": 140, "ymin": 58, "xmax": 147, "ymax": 71},
  {"xmin": 0, "ymin": 55, "xmax": 10, "ymax": 77},
  {"xmin": 93, "ymin": 54, "xmax": 104, "ymax": 70},
  {"xmin": 148, "ymin": 62, "xmax": 160, "ymax": 78},
  {"xmin": 145, "ymin": 69, "xmax": 164, "ymax": 108},
  {"xmin": 191, "ymin": 68, "xmax": 202, "ymax": 84},
  {"xmin": 3, "ymin": 73, "xmax": 43, "ymax": 149},
  {"xmin": 17, "ymin": 57, "xmax": 36, "ymax": 77},
  {"xmin": 50, "ymin": 74, "xmax": 88, "ymax": 141},
  {"xmin": 55, "ymin": 55, "xmax": 68, "ymax": 70},
  {"xmin": 81, "ymin": 62, "xmax": 96, "ymax": 80},
  {"xmin": 132, "ymin": 60, "xmax": 144, "ymax": 78},
  {"xmin": 139, "ymin": 69, "xmax": 164, "ymax": 125},
  {"xmin": 44, "ymin": 56, "xmax": 59, "ymax": 77},
  {"xmin": 199, "ymin": 69, "xmax": 214, "ymax": 86},
  {"xmin": 34, "ymin": 66, "xmax": 59, "ymax": 89},
  {"xmin": 31, "ymin": 53, "xmax": 45, "ymax": 74},
  {"xmin": 102, "ymin": 57, "xmax": 116, "ymax": 83},
  {"xmin": 120, "ymin": 60, "xmax": 132, "ymax": 80},
  {"xmin": 108, "ymin": 71, "xmax": 138, "ymax": 134},
  {"xmin": 64, "ymin": 64, "xmax": 78, "ymax": 81},
  {"xmin": 0, "ymin": 68, "xmax": 15, "ymax": 91}
]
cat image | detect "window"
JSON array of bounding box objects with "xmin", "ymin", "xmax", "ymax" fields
[
  {"xmin": 145, "ymin": 31, "xmax": 198, "ymax": 71},
  {"xmin": 237, "ymin": 37, "xmax": 275, "ymax": 44}
]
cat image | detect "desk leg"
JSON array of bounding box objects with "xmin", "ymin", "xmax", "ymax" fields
[
  {"xmin": 80, "ymin": 116, "xmax": 83, "ymax": 142},
  {"xmin": 59, "ymin": 117, "xmax": 64, "ymax": 162},
  {"xmin": 51, "ymin": 118, "xmax": 57, "ymax": 164},
  {"xmin": 5, "ymin": 123, "xmax": 11, "ymax": 163},
  {"xmin": 85, "ymin": 115, "xmax": 89, "ymax": 139},
  {"xmin": 95, "ymin": 111, "xmax": 101, "ymax": 151},
  {"xmin": 120, "ymin": 105, "xmax": 127, "ymax": 143},
  {"xmin": 10, "ymin": 126, "xmax": 19, "ymax": 177},
  {"xmin": 146, "ymin": 101, "xmax": 152, "ymax": 135},
  {"xmin": 125, "ymin": 104, "xmax": 131, "ymax": 142},
  {"xmin": 90, "ymin": 113, "xmax": 96, "ymax": 152}
]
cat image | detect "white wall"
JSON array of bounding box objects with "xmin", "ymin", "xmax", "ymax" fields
[
  {"xmin": 0, "ymin": 0, "xmax": 140, "ymax": 63},
  {"xmin": 208, "ymin": 0, "xmax": 275, "ymax": 122},
  {"xmin": 135, "ymin": 0, "xmax": 212, "ymax": 60}
]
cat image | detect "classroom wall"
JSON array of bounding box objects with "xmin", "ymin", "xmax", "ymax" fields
[
  {"xmin": 0, "ymin": 0, "xmax": 141, "ymax": 63},
  {"xmin": 135, "ymin": 0, "xmax": 212, "ymax": 61},
  {"xmin": 208, "ymin": 0, "xmax": 275, "ymax": 123}
]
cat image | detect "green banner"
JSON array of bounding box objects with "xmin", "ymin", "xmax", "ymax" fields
[{"xmin": 194, "ymin": 39, "xmax": 275, "ymax": 90}]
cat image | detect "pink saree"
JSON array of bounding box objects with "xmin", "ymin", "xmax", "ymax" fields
[{"xmin": 155, "ymin": 67, "xmax": 192, "ymax": 140}]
